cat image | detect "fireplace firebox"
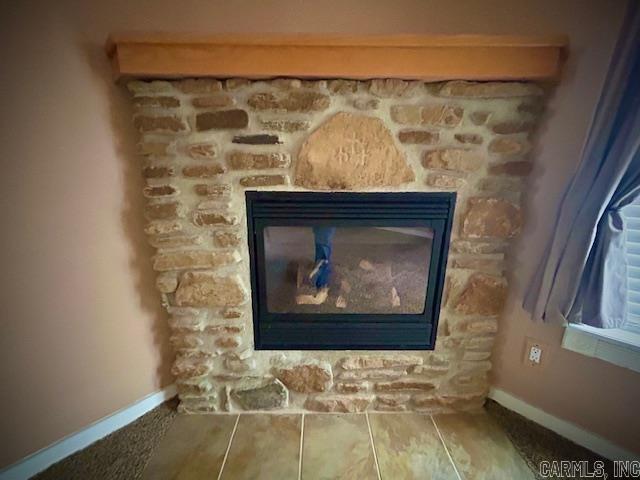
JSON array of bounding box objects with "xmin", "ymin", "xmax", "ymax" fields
[{"xmin": 246, "ymin": 192, "xmax": 455, "ymax": 350}]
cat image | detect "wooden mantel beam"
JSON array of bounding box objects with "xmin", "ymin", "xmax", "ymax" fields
[{"xmin": 106, "ymin": 33, "xmax": 568, "ymax": 82}]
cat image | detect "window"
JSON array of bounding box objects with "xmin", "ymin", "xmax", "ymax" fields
[
  {"xmin": 561, "ymin": 198, "xmax": 640, "ymax": 372},
  {"xmin": 623, "ymin": 200, "xmax": 640, "ymax": 333}
]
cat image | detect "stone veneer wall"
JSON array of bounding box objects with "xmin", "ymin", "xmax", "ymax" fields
[{"xmin": 127, "ymin": 78, "xmax": 544, "ymax": 413}]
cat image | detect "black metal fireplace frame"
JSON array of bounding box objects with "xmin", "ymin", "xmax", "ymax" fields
[{"xmin": 245, "ymin": 191, "xmax": 455, "ymax": 350}]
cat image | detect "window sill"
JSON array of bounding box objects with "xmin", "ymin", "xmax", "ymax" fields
[{"xmin": 562, "ymin": 324, "xmax": 640, "ymax": 373}]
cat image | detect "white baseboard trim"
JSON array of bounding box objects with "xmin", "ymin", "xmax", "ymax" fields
[
  {"xmin": 0, "ymin": 385, "xmax": 177, "ymax": 480},
  {"xmin": 489, "ymin": 388, "xmax": 638, "ymax": 461}
]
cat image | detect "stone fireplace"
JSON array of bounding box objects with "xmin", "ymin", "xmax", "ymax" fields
[{"xmin": 127, "ymin": 77, "xmax": 544, "ymax": 413}]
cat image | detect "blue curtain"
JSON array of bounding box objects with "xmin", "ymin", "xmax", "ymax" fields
[{"xmin": 524, "ymin": 2, "xmax": 640, "ymax": 328}]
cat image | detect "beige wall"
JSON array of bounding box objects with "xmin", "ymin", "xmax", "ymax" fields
[
  {"xmin": 0, "ymin": 0, "xmax": 634, "ymax": 469},
  {"xmin": 491, "ymin": 57, "xmax": 640, "ymax": 455},
  {"xmin": 488, "ymin": 2, "xmax": 640, "ymax": 455}
]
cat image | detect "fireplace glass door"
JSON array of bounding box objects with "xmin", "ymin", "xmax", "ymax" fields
[
  {"xmin": 246, "ymin": 191, "xmax": 455, "ymax": 350},
  {"xmin": 263, "ymin": 226, "xmax": 433, "ymax": 315}
]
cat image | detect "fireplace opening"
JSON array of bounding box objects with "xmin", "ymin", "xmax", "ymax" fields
[
  {"xmin": 246, "ymin": 191, "xmax": 456, "ymax": 350},
  {"xmin": 265, "ymin": 225, "xmax": 433, "ymax": 314}
]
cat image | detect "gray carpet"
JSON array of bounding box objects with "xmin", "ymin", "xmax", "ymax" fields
[
  {"xmin": 485, "ymin": 399, "xmax": 614, "ymax": 479},
  {"xmin": 33, "ymin": 398, "xmax": 178, "ymax": 480},
  {"xmin": 32, "ymin": 398, "xmax": 612, "ymax": 479}
]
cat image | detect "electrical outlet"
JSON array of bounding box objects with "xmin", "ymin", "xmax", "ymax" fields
[
  {"xmin": 528, "ymin": 344, "xmax": 542, "ymax": 364},
  {"xmin": 523, "ymin": 337, "xmax": 549, "ymax": 368}
]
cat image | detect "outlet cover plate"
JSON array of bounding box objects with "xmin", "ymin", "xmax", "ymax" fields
[
  {"xmin": 529, "ymin": 345, "xmax": 542, "ymax": 363},
  {"xmin": 524, "ymin": 337, "xmax": 550, "ymax": 368}
]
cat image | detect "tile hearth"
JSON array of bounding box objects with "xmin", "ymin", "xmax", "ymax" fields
[{"xmin": 142, "ymin": 411, "xmax": 534, "ymax": 479}]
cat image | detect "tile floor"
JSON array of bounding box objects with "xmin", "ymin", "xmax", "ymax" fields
[{"xmin": 143, "ymin": 411, "xmax": 535, "ymax": 480}]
